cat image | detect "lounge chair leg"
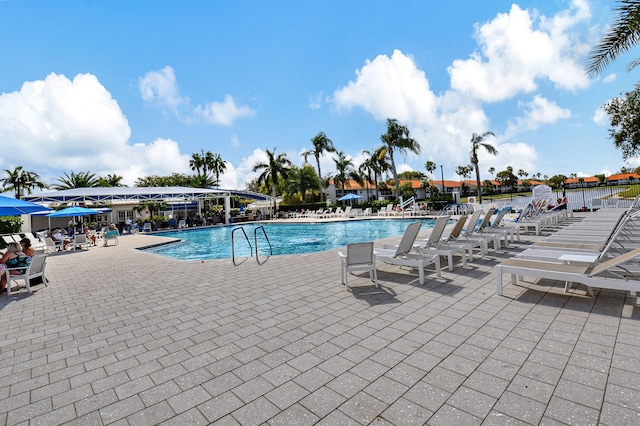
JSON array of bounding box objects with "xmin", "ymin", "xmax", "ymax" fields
[{"xmin": 496, "ymin": 265, "xmax": 503, "ymax": 295}]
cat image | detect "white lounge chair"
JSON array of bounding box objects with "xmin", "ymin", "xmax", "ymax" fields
[
  {"xmin": 496, "ymin": 247, "xmax": 640, "ymax": 297},
  {"xmin": 409, "ymin": 216, "xmax": 467, "ymax": 271},
  {"xmin": 377, "ymin": 204, "xmax": 393, "ymax": 216},
  {"xmin": 438, "ymin": 215, "xmax": 477, "ymax": 262},
  {"xmin": 458, "ymin": 210, "xmax": 491, "ymax": 254},
  {"xmin": 4, "ymin": 254, "xmax": 48, "ymax": 295},
  {"xmin": 338, "ymin": 242, "xmax": 378, "ymax": 291},
  {"xmin": 143, "ymin": 223, "xmax": 152, "ymax": 232},
  {"xmin": 473, "ymin": 210, "xmax": 503, "ymax": 249},
  {"xmin": 178, "ymin": 220, "xmax": 186, "ymax": 228},
  {"xmin": 375, "ymin": 222, "xmax": 441, "ymax": 285}
]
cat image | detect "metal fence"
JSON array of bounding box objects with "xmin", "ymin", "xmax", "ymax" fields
[{"xmin": 482, "ymin": 185, "xmax": 639, "ymax": 211}]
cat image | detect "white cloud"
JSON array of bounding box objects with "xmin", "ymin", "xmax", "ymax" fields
[
  {"xmin": 139, "ymin": 66, "xmax": 184, "ymax": 113},
  {"xmin": 448, "ymin": 2, "xmax": 591, "ymax": 102},
  {"xmin": 505, "ymin": 95, "xmax": 571, "ymax": 136},
  {"xmin": 331, "ymin": 2, "xmax": 594, "ymax": 179},
  {"xmin": 593, "ymin": 106, "xmax": 608, "ymax": 125},
  {"xmin": 332, "ymin": 50, "xmax": 500, "ymax": 172},
  {"xmin": 0, "ymin": 72, "xmax": 191, "ymax": 187},
  {"xmin": 308, "ymin": 91, "xmax": 323, "ymax": 110},
  {"xmin": 139, "ymin": 66, "xmax": 255, "ymax": 126},
  {"xmin": 194, "ymin": 94, "xmax": 255, "ymax": 126},
  {"xmin": 602, "ymin": 73, "xmax": 616, "ymax": 83},
  {"xmin": 333, "ymin": 49, "xmax": 438, "ymax": 124},
  {"xmin": 492, "ymin": 141, "xmax": 538, "ymax": 174}
]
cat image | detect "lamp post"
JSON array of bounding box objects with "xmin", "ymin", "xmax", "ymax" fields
[{"xmin": 440, "ymin": 165, "xmax": 445, "ymax": 195}]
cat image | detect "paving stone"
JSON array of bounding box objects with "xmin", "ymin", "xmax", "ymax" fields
[
  {"xmin": 264, "ymin": 381, "xmax": 309, "ymax": 410},
  {"xmin": 493, "ymin": 391, "xmax": 547, "ymax": 424},
  {"xmin": 378, "ymin": 397, "xmax": 432, "ymax": 425},
  {"xmin": 447, "ymin": 385, "xmax": 497, "ymax": 419},
  {"xmin": 267, "ymin": 403, "xmax": 319, "ymax": 425},
  {"xmin": 428, "ymin": 403, "xmax": 482, "ymax": 426},
  {"xmin": 544, "ymin": 395, "xmax": 600, "ymax": 425},
  {"xmin": 1, "ymin": 224, "xmax": 639, "ymax": 424},
  {"xmin": 463, "ymin": 370, "xmax": 509, "ymax": 399},
  {"xmin": 230, "ymin": 396, "xmax": 279, "ymax": 426},
  {"xmin": 338, "ymin": 391, "xmax": 387, "ymax": 425},
  {"xmin": 197, "ymin": 391, "xmax": 243, "ymax": 423}
]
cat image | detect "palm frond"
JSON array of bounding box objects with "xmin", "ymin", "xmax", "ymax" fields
[{"xmin": 587, "ymin": 0, "xmax": 640, "ymax": 76}]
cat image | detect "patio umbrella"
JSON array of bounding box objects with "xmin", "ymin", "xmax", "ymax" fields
[
  {"xmin": 47, "ymin": 206, "xmax": 103, "ymax": 232},
  {"xmin": 338, "ymin": 193, "xmax": 363, "ymax": 202},
  {"xmin": 46, "ymin": 206, "xmax": 102, "ymax": 218},
  {"xmin": 0, "ymin": 195, "xmax": 46, "ymax": 216}
]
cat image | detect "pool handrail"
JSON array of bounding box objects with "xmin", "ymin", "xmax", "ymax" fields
[{"xmin": 231, "ymin": 226, "xmax": 252, "ymax": 266}]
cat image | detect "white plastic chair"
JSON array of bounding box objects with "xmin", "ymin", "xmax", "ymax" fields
[
  {"xmin": 70, "ymin": 234, "xmax": 90, "ymax": 251},
  {"xmin": 143, "ymin": 223, "xmax": 152, "ymax": 232},
  {"xmin": 44, "ymin": 237, "xmax": 61, "ymax": 253},
  {"xmin": 4, "ymin": 254, "xmax": 48, "ymax": 295},
  {"xmin": 338, "ymin": 242, "xmax": 378, "ymax": 291},
  {"xmin": 103, "ymin": 230, "xmax": 120, "ymax": 246}
]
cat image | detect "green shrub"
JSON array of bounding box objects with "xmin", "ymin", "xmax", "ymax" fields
[{"xmin": 0, "ymin": 216, "xmax": 23, "ymax": 234}]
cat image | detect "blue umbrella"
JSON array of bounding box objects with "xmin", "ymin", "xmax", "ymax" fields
[
  {"xmin": 46, "ymin": 206, "xmax": 102, "ymax": 218},
  {"xmin": 338, "ymin": 193, "xmax": 363, "ymax": 202},
  {"xmin": 0, "ymin": 195, "xmax": 46, "ymax": 216}
]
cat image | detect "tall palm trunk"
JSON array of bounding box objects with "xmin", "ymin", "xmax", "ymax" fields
[{"xmin": 315, "ymin": 156, "xmax": 323, "ymax": 203}]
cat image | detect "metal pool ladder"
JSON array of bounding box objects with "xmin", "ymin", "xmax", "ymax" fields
[{"xmin": 231, "ymin": 225, "xmax": 272, "ymax": 265}]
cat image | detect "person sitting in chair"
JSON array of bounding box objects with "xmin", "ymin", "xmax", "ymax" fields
[
  {"xmin": 52, "ymin": 229, "xmax": 71, "ymax": 250},
  {"xmin": 20, "ymin": 238, "xmax": 36, "ymax": 257},
  {"xmin": 0, "ymin": 242, "xmax": 28, "ymax": 294},
  {"xmin": 103, "ymin": 224, "xmax": 120, "ymax": 246}
]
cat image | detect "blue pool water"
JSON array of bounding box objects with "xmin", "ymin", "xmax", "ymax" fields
[{"xmin": 143, "ymin": 219, "xmax": 436, "ymax": 261}]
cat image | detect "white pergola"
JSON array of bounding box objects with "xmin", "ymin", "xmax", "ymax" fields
[{"xmin": 23, "ymin": 187, "xmax": 272, "ymax": 225}]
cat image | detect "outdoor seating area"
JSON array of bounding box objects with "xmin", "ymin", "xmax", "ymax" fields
[
  {"xmin": 496, "ymin": 199, "xmax": 640, "ymax": 298},
  {"xmin": 5, "ymin": 194, "xmax": 640, "ymax": 424},
  {"xmin": 2, "ymin": 211, "xmax": 640, "ymax": 424}
]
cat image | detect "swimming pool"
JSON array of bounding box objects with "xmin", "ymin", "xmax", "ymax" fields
[{"xmin": 143, "ymin": 219, "xmax": 436, "ymax": 261}]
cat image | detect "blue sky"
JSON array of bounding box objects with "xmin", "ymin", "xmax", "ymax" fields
[{"xmin": 0, "ymin": 0, "xmax": 637, "ymax": 191}]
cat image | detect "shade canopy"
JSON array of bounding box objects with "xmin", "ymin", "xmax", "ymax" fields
[
  {"xmin": 46, "ymin": 206, "xmax": 103, "ymax": 218},
  {"xmin": 0, "ymin": 196, "xmax": 46, "ymax": 216},
  {"xmin": 338, "ymin": 193, "xmax": 363, "ymax": 201}
]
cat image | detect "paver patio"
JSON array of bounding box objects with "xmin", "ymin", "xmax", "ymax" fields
[{"xmin": 1, "ymin": 218, "xmax": 639, "ymax": 425}]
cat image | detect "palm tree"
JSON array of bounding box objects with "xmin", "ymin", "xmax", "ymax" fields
[
  {"xmin": 189, "ymin": 151, "xmax": 204, "ymax": 174},
  {"xmin": 518, "ymin": 169, "xmax": 528, "ymax": 179},
  {"xmin": 587, "ymin": 1, "xmax": 640, "ymax": 75},
  {"xmin": 332, "ymin": 151, "xmax": 361, "ymax": 193},
  {"xmin": 190, "ymin": 173, "xmax": 217, "ymax": 188},
  {"xmin": 380, "ymin": 118, "xmax": 421, "ymax": 199},
  {"xmin": 0, "ymin": 166, "xmax": 48, "ymax": 199},
  {"xmin": 210, "ymin": 153, "xmax": 227, "ymax": 186},
  {"xmin": 302, "ymin": 132, "xmax": 336, "ymax": 203},
  {"xmin": 470, "ymin": 131, "xmax": 497, "ymax": 203},
  {"xmin": 97, "ymin": 174, "xmax": 125, "ymax": 187},
  {"xmin": 53, "ymin": 171, "xmax": 99, "ymax": 190},
  {"xmin": 253, "ymin": 148, "xmax": 292, "ymax": 214},
  {"xmin": 425, "ymin": 161, "xmax": 436, "ymax": 180},
  {"xmin": 285, "ymin": 165, "xmax": 319, "ymax": 203},
  {"xmin": 359, "ymin": 151, "xmax": 377, "ymax": 202},
  {"xmin": 488, "ymin": 167, "xmax": 496, "ymax": 180}
]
